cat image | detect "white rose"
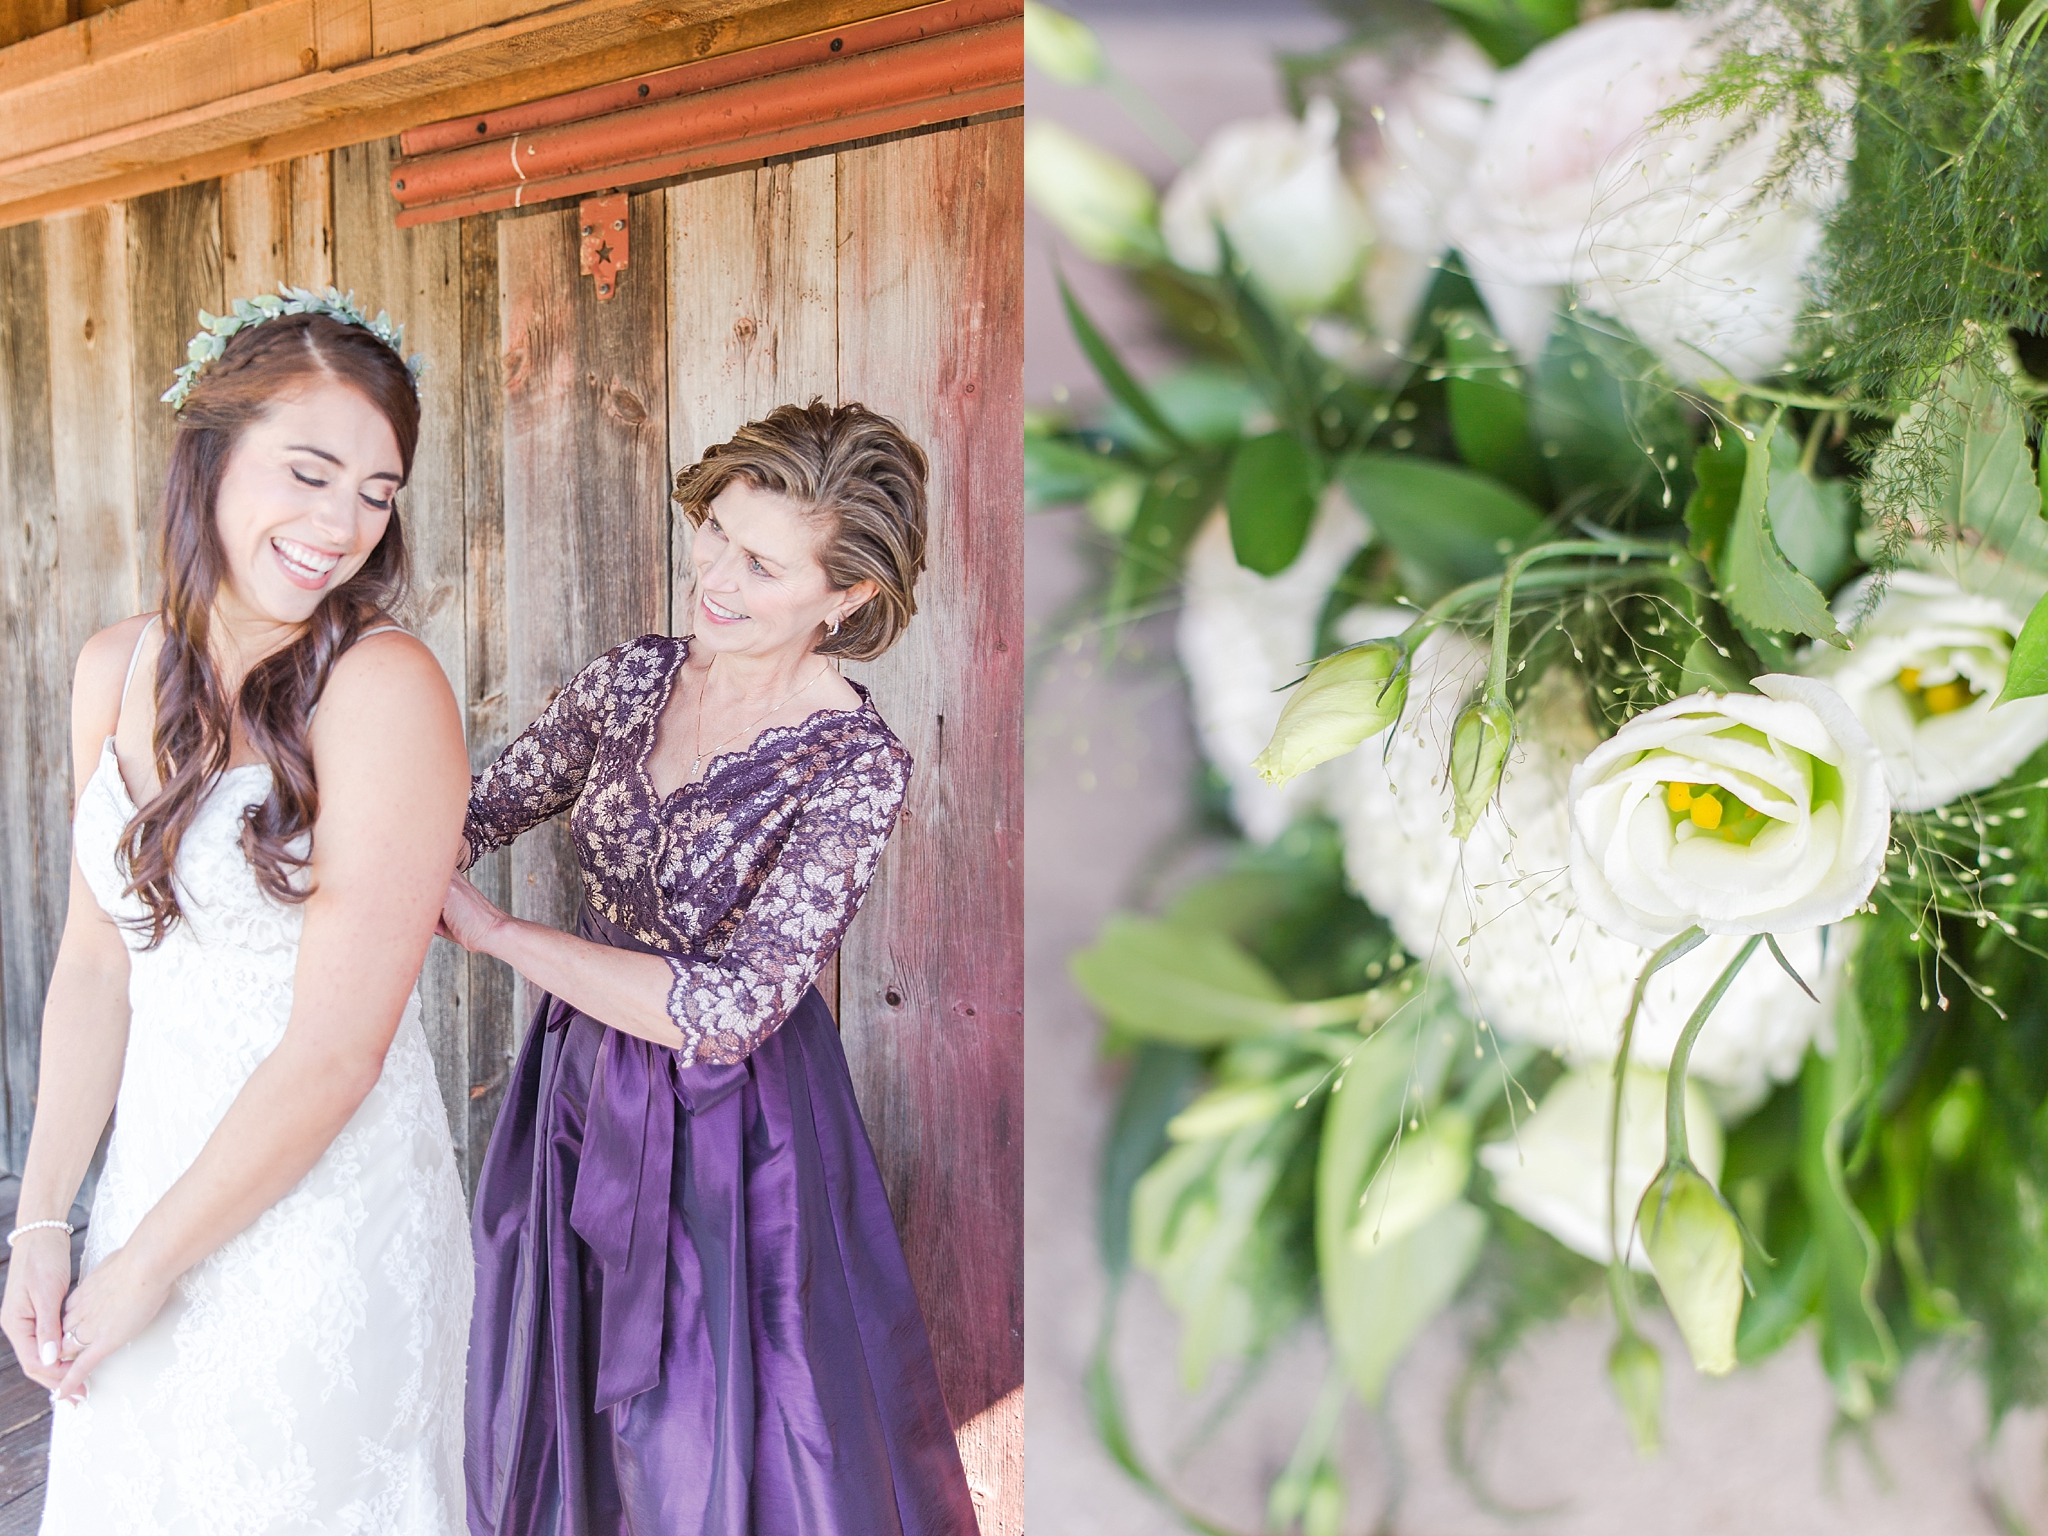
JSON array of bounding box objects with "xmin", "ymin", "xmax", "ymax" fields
[
  {"xmin": 1799, "ymin": 572, "xmax": 2048, "ymax": 812},
  {"xmin": 1568, "ymin": 676, "xmax": 1890, "ymax": 948},
  {"xmin": 1325, "ymin": 626, "xmax": 1836, "ymax": 1104},
  {"xmin": 1579, "ymin": 25, "xmax": 1848, "ymax": 384},
  {"xmin": 1444, "ymin": 12, "xmax": 1701, "ymax": 328},
  {"xmin": 1445, "ymin": 7, "xmax": 1848, "ymax": 380},
  {"xmin": 1161, "ymin": 97, "xmax": 1374, "ymax": 313},
  {"xmin": 1481, "ymin": 1064, "xmax": 1723, "ymax": 1270},
  {"xmin": 1177, "ymin": 494, "xmax": 1374, "ymax": 843},
  {"xmin": 1024, "ymin": 120, "xmax": 1163, "ymax": 266},
  {"xmin": 1355, "ymin": 35, "xmax": 1496, "ymax": 342}
]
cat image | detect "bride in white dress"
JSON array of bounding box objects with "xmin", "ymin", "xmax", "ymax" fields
[{"xmin": 0, "ymin": 299, "xmax": 473, "ymax": 1533}]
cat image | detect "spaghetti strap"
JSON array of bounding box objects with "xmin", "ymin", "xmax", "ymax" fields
[
  {"xmin": 358, "ymin": 624, "xmax": 409, "ymax": 640},
  {"xmin": 118, "ymin": 616, "xmax": 161, "ymax": 714}
]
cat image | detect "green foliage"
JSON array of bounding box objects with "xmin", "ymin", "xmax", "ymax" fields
[
  {"xmin": 1339, "ymin": 454, "xmax": 1548, "ymax": 596},
  {"xmin": 1530, "ymin": 314, "xmax": 1694, "ymax": 522},
  {"xmin": 1070, "ymin": 913, "xmax": 1300, "ymax": 1047},
  {"xmin": 1226, "ymin": 432, "xmax": 1323, "ymax": 575},
  {"xmin": 1719, "ymin": 412, "xmax": 1847, "ymax": 646},
  {"xmin": 1880, "ymin": 361, "xmax": 2048, "ymax": 619},
  {"xmin": 1443, "ymin": 308, "xmax": 1549, "ymax": 503},
  {"xmin": 1996, "ymin": 590, "xmax": 2048, "ymax": 704},
  {"xmin": 1427, "ymin": 0, "xmax": 1579, "ymax": 65},
  {"xmin": 1315, "ymin": 1007, "xmax": 1486, "ymax": 1404}
]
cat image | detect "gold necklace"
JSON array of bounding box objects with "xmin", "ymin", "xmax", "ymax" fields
[{"xmin": 689, "ymin": 655, "xmax": 832, "ymax": 780}]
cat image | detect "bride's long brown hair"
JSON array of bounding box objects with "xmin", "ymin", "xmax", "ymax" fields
[{"xmin": 122, "ymin": 312, "xmax": 420, "ymax": 946}]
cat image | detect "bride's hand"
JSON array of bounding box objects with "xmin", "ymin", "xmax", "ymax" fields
[
  {"xmin": 438, "ymin": 875, "xmax": 509, "ymax": 954},
  {"xmin": 3, "ymin": 1229, "xmax": 76, "ymax": 1390},
  {"xmin": 52, "ymin": 1245, "xmax": 173, "ymax": 1403}
]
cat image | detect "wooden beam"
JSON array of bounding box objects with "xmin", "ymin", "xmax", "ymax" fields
[{"xmin": 0, "ymin": 0, "xmax": 918, "ymax": 230}]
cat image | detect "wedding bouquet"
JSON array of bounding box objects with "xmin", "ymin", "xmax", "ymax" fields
[{"xmin": 1028, "ymin": 0, "xmax": 2048, "ymax": 1526}]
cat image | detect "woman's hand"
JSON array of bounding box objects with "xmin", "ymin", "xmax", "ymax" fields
[
  {"xmin": 3, "ymin": 1230, "xmax": 76, "ymax": 1390},
  {"xmin": 438, "ymin": 875, "xmax": 511, "ymax": 955},
  {"xmin": 51, "ymin": 1245, "xmax": 173, "ymax": 1402}
]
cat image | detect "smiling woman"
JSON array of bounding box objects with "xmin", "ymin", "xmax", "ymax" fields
[{"xmin": 3, "ymin": 303, "xmax": 475, "ymax": 1532}]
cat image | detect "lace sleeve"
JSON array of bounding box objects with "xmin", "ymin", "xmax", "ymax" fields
[
  {"xmin": 665, "ymin": 740, "xmax": 912, "ymax": 1065},
  {"xmin": 463, "ymin": 646, "xmax": 625, "ymax": 867}
]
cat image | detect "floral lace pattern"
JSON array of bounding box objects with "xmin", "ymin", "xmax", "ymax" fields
[
  {"xmin": 44, "ymin": 741, "xmax": 471, "ymax": 1535},
  {"xmin": 463, "ymin": 635, "xmax": 913, "ymax": 1066}
]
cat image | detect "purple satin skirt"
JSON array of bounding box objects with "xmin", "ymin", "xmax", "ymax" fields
[{"xmin": 465, "ymin": 907, "xmax": 978, "ymax": 1535}]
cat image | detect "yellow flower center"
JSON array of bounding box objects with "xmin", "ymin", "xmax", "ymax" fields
[
  {"xmin": 1662, "ymin": 781, "xmax": 1766, "ymax": 841},
  {"xmin": 1896, "ymin": 666, "xmax": 1978, "ymax": 717}
]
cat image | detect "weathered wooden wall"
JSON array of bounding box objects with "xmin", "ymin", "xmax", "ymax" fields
[{"xmin": 0, "ymin": 113, "xmax": 1021, "ymax": 1528}]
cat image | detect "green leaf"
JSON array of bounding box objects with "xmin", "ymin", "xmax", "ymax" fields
[
  {"xmin": 1226, "ymin": 432, "xmax": 1321, "ymax": 575},
  {"xmin": 1765, "ymin": 428, "xmax": 1855, "ymax": 594},
  {"xmin": 1443, "ymin": 308, "xmax": 1547, "ymax": 503},
  {"xmin": 1339, "ymin": 454, "xmax": 1547, "ymax": 596},
  {"xmin": 1996, "ymin": 590, "xmax": 2048, "ymax": 705},
  {"xmin": 1132, "ymin": 1114, "xmax": 1315, "ymax": 1389},
  {"xmin": 1682, "ymin": 433, "xmax": 1745, "ymax": 568},
  {"xmin": 1097, "ymin": 1044, "xmax": 1202, "ymax": 1279},
  {"xmin": 1106, "ymin": 449, "xmax": 1231, "ymax": 625},
  {"xmin": 1796, "ymin": 997, "xmax": 1897, "ymax": 1419},
  {"xmin": 1023, "ymin": 433, "xmax": 1127, "ymax": 511},
  {"xmin": 1916, "ymin": 363, "xmax": 2048, "ymax": 619},
  {"xmin": 1719, "ymin": 412, "xmax": 1845, "ymax": 647},
  {"xmin": 1070, "ymin": 914, "xmax": 1298, "ymax": 1045},
  {"xmin": 1058, "ymin": 272, "xmax": 1187, "ymax": 452},
  {"xmin": 1530, "ymin": 315, "xmax": 1692, "ymax": 515},
  {"xmin": 1678, "ymin": 636, "xmax": 1752, "ymax": 696},
  {"xmin": 1315, "ymin": 1008, "xmax": 1477, "ymax": 1403}
]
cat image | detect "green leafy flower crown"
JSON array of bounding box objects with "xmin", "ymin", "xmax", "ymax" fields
[{"xmin": 161, "ymin": 286, "xmax": 426, "ymax": 413}]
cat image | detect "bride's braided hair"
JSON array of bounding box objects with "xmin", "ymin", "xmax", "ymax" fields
[{"xmin": 122, "ymin": 313, "xmax": 418, "ymax": 946}]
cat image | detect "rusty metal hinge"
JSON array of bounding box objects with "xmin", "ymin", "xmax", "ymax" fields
[{"xmin": 579, "ymin": 192, "xmax": 629, "ymax": 301}]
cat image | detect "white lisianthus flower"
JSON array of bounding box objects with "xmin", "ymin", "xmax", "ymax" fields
[
  {"xmin": 1568, "ymin": 677, "xmax": 1890, "ymax": 948},
  {"xmin": 1800, "ymin": 571, "xmax": 2048, "ymax": 812},
  {"xmin": 1161, "ymin": 98, "xmax": 1374, "ymax": 313},
  {"xmin": 1444, "ymin": 7, "xmax": 1849, "ymax": 380},
  {"xmin": 1325, "ymin": 625, "xmax": 1840, "ymax": 1104},
  {"xmin": 1481, "ymin": 1065, "xmax": 1722, "ymax": 1270},
  {"xmin": 1024, "ymin": 120, "xmax": 1163, "ymax": 266},
  {"xmin": 1177, "ymin": 495, "xmax": 1374, "ymax": 843},
  {"xmin": 1356, "ymin": 35, "xmax": 1497, "ymax": 344}
]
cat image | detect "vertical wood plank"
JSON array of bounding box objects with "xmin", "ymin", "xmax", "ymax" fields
[
  {"xmin": 331, "ymin": 136, "xmax": 474, "ymax": 1179},
  {"xmin": 0, "ymin": 224, "xmax": 62, "ymax": 1171},
  {"xmin": 218, "ymin": 153, "xmax": 333, "ymax": 300},
  {"xmin": 458, "ymin": 208, "xmax": 517, "ymax": 1166},
  {"xmin": 498, "ymin": 192, "xmax": 669, "ymax": 1005},
  {"xmin": 44, "ymin": 204, "xmax": 141, "ymax": 697},
  {"xmin": 833, "ymin": 119, "xmax": 1024, "ymax": 1533},
  {"xmin": 220, "ymin": 163, "xmax": 291, "ymax": 301},
  {"xmin": 125, "ymin": 181, "xmax": 223, "ymax": 606},
  {"xmin": 288, "ymin": 152, "xmax": 335, "ymax": 290}
]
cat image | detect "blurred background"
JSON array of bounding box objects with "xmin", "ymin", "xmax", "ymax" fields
[{"xmin": 1022, "ymin": 1, "xmax": 2048, "ymax": 1530}]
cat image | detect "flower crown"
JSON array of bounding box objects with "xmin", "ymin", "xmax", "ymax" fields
[{"xmin": 161, "ymin": 286, "xmax": 426, "ymax": 413}]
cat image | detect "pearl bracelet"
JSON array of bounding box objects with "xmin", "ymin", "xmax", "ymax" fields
[{"xmin": 6, "ymin": 1220, "xmax": 74, "ymax": 1246}]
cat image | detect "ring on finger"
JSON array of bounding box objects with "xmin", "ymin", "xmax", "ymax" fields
[{"xmin": 62, "ymin": 1328, "xmax": 83, "ymax": 1350}]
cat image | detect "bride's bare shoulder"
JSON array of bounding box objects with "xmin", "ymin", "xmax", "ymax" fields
[{"xmin": 72, "ymin": 613, "xmax": 158, "ymax": 732}]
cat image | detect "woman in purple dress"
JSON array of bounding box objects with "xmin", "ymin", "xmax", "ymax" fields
[{"xmin": 435, "ymin": 401, "xmax": 977, "ymax": 1536}]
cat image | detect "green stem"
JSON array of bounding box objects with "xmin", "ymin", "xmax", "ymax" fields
[
  {"xmin": 1662, "ymin": 935, "xmax": 1763, "ymax": 1165},
  {"xmin": 1702, "ymin": 379, "xmax": 1881, "ymax": 415},
  {"xmin": 1485, "ymin": 540, "xmax": 1690, "ymax": 700},
  {"xmin": 1607, "ymin": 927, "xmax": 1706, "ymax": 1276}
]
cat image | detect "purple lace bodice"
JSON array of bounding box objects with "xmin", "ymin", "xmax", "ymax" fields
[{"xmin": 463, "ymin": 634, "xmax": 912, "ymax": 1066}]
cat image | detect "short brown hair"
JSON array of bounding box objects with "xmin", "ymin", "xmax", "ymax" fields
[{"xmin": 672, "ymin": 400, "xmax": 928, "ymax": 661}]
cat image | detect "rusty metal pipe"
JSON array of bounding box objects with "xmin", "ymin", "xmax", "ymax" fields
[
  {"xmin": 393, "ymin": 77, "xmax": 1019, "ymax": 225},
  {"xmin": 392, "ymin": 18, "xmax": 1017, "ymax": 214},
  {"xmin": 400, "ymin": 0, "xmax": 1018, "ymax": 159}
]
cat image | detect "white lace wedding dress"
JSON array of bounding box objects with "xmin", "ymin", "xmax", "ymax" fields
[{"xmin": 39, "ymin": 734, "xmax": 472, "ymax": 1535}]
